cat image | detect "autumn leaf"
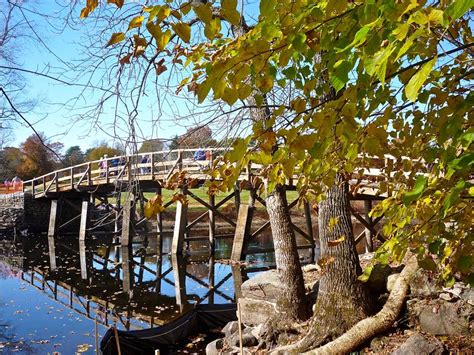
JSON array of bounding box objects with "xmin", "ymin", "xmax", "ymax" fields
[
  {"xmin": 128, "ymin": 16, "xmax": 144, "ymax": 31},
  {"xmin": 405, "ymin": 57, "xmax": 436, "ymax": 102},
  {"xmin": 107, "ymin": 0, "xmax": 124, "ymax": 8},
  {"xmin": 172, "ymin": 23, "xmax": 191, "ymax": 43},
  {"xmin": 328, "ymin": 235, "xmax": 345, "ymax": 247},
  {"xmin": 105, "ymin": 32, "xmax": 125, "ymax": 47},
  {"xmin": 80, "ymin": 0, "xmax": 98, "ymax": 19}
]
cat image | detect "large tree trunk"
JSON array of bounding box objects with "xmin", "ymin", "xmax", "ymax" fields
[
  {"xmin": 295, "ymin": 174, "xmax": 373, "ymax": 351},
  {"xmin": 266, "ymin": 184, "xmax": 309, "ymax": 320},
  {"xmin": 231, "ymin": 18, "xmax": 308, "ymax": 322}
]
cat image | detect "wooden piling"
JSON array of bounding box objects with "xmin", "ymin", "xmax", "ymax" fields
[
  {"xmin": 47, "ymin": 199, "xmax": 59, "ymax": 271},
  {"xmin": 231, "ymin": 204, "xmax": 254, "ymax": 261},
  {"xmin": 208, "ymin": 192, "xmax": 216, "ymax": 252},
  {"xmin": 156, "ymin": 185, "xmax": 163, "ymax": 257},
  {"xmin": 79, "ymin": 200, "xmax": 90, "ymax": 280},
  {"xmin": 172, "ymin": 195, "xmax": 187, "ymax": 255},
  {"xmin": 122, "ymin": 245, "xmax": 134, "ymax": 293},
  {"xmin": 364, "ymin": 200, "xmax": 373, "ymax": 252},
  {"xmin": 171, "ymin": 254, "xmax": 187, "ymax": 312},
  {"xmin": 121, "ymin": 193, "xmax": 134, "ymax": 246},
  {"xmin": 303, "ymin": 200, "xmax": 316, "ymax": 262}
]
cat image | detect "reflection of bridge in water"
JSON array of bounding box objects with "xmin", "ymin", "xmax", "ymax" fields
[
  {"xmin": 0, "ymin": 236, "xmax": 270, "ymax": 330},
  {"xmin": 21, "ymin": 148, "xmax": 386, "ymax": 270}
]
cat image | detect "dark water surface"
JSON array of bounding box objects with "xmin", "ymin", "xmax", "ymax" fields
[{"xmin": 0, "ymin": 232, "xmax": 314, "ymax": 354}]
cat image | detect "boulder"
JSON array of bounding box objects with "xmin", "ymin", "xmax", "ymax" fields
[
  {"xmin": 409, "ymin": 269, "xmax": 439, "ymax": 297},
  {"xmin": 241, "ymin": 270, "xmax": 283, "ymax": 302},
  {"xmin": 391, "ymin": 333, "xmax": 444, "ymax": 355},
  {"xmin": 407, "ymin": 298, "xmax": 472, "ymax": 335},
  {"xmin": 222, "ymin": 321, "xmax": 240, "ymax": 338},
  {"xmin": 367, "ymin": 264, "xmax": 393, "ymax": 294},
  {"xmin": 238, "ymin": 298, "xmax": 278, "ymax": 326},
  {"xmin": 229, "ymin": 333, "xmax": 258, "ymax": 347},
  {"xmin": 205, "ymin": 338, "xmax": 224, "ymax": 355}
]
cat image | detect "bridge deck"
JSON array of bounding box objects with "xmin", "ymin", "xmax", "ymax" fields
[{"xmin": 22, "ymin": 148, "xmax": 387, "ymax": 199}]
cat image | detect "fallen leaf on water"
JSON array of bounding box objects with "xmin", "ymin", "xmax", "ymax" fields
[{"xmin": 76, "ymin": 343, "xmax": 92, "ymax": 353}]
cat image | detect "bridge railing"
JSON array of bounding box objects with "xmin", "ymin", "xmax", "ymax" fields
[
  {"xmin": 22, "ymin": 148, "xmax": 229, "ymax": 197},
  {"xmin": 21, "ymin": 146, "xmax": 428, "ymax": 198}
]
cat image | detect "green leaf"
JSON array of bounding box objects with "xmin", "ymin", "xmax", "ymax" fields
[
  {"xmin": 403, "ymin": 175, "xmax": 428, "ymax": 206},
  {"xmin": 358, "ymin": 265, "xmax": 373, "ymax": 282},
  {"xmin": 330, "ymin": 60, "xmax": 353, "ymax": 92},
  {"xmin": 172, "ymin": 23, "xmax": 191, "ymax": 43},
  {"xmin": 445, "ymin": 0, "xmax": 474, "ymax": 22},
  {"xmin": 442, "ymin": 180, "xmax": 466, "ymax": 217},
  {"xmin": 106, "ymin": 32, "xmax": 125, "ymax": 47},
  {"xmin": 260, "ymin": 0, "xmax": 276, "ymax": 16},
  {"xmin": 337, "ymin": 25, "xmax": 370, "ymax": 52},
  {"xmin": 292, "ymin": 33, "xmax": 307, "ymax": 52},
  {"xmin": 405, "ymin": 57, "xmax": 436, "ymax": 102}
]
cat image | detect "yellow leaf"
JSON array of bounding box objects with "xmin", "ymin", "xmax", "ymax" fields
[
  {"xmin": 405, "ymin": 57, "xmax": 436, "ymax": 102},
  {"xmin": 428, "ymin": 9, "xmax": 444, "ymax": 25},
  {"xmin": 172, "ymin": 22, "xmax": 191, "ymax": 43},
  {"xmin": 147, "ymin": 22, "xmax": 171, "ymax": 50},
  {"xmin": 193, "ymin": 3, "xmax": 212, "ymax": 24},
  {"xmin": 80, "ymin": 0, "xmax": 98, "ymax": 19},
  {"xmin": 328, "ymin": 235, "xmax": 345, "ymax": 247},
  {"xmin": 107, "ymin": 0, "xmax": 124, "ymax": 8},
  {"xmin": 144, "ymin": 195, "xmax": 165, "ymax": 219},
  {"xmin": 222, "ymin": 87, "xmax": 239, "ymax": 105},
  {"xmin": 256, "ymin": 74, "xmax": 274, "ymax": 92},
  {"xmin": 106, "ymin": 32, "xmax": 125, "ymax": 47},
  {"xmin": 128, "ymin": 16, "xmax": 144, "ymax": 30}
]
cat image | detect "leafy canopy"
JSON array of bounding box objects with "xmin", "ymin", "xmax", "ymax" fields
[{"xmin": 81, "ymin": 0, "xmax": 473, "ymax": 285}]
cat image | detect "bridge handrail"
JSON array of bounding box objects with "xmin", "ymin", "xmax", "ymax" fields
[{"xmin": 22, "ymin": 148, "xmax": 229, "ymax": 184}]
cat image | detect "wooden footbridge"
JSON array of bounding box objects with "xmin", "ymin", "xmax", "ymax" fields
[{"xmin": 22, "ymin": 148, "xmax": 387, "ymax": 268}]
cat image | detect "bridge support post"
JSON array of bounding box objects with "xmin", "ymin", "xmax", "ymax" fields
[
  {"xmin": 230, "ymin": 204, "xmax": 254, "ymax": 261},
  {"xmin": 364, "ymin": 200, "xmax": 373, "ymax": 252},
  {"xmin": 208, "ymin": 193, "xmax": 215, "ymax": 252},
  {"xmin": 47, "ymin": 199, "xmax": 59, "ymax": 271},
  {"xmin": 79, "ymin": 200, "xmax": 91, "ymax": 280},
  {"xmin": 156, "ymin": 185, "xmax": 163, "ymax": 257},
  {"xmin": 121, "ymin": 245, "xmax": 134, "ymax": 294},
  {"xmin": 121, "ymin": 193, "xmax": 134, "ymax": 246},
  {"xmin": 172, "ymin": 198, "xmax": 187, "ymax": 255},
  {"xmin": 303, "ymin": 200, "xmax": 316, "ymax": 262},
  {"xmin": 234, "ymin": 183, "xmax": 241, "ymax": 214},
  {"xmin": 171, "ymin": 253, "xmax": 187, "ymax": 312}
]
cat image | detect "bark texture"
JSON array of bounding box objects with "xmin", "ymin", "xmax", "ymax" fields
[
  {"xmin": 272, "ymin": 257, "xmax": 418, "ymax": 354},
  {"xmin": 295, "ymin": 174, "xmax": 373, "ymax": 351},
  {"xmin": 266, "ymin": 184, "xmax": 309, "ymax": 321},
  {"xmin": 304, "ymin": 256, "xmax": 418, "ymax": 354},
  {"xmin": 232, "ymin": 16, "xmax": 308, "ymax": 321}
]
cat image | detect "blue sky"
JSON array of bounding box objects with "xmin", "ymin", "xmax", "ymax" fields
[{"xmin": 4, "ymin": 2, "xmax": 213, "ymax": 151}]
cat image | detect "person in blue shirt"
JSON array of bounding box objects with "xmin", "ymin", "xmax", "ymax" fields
[{"xmin": 193, "ymin": 148, "xmax": 206, "ymax": 161}]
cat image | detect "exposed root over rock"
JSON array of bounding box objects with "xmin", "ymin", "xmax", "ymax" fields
[{"xmin": 271, "ymin": 256, "xmax": 418, "ymax": 354}]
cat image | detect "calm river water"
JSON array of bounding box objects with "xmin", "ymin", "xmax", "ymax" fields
[{"xmin": 0, "ymin": 231, "xmax": 313, "ymax": 354}]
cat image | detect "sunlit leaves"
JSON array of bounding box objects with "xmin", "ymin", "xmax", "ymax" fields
[
  {"xmin": 128, "ymin": 16, "xmax": 144, "ymax": 30},
  {"xmin": 105, "ymin": 32, "xmax": 125, "ymax": 47},
  {"xmin": 146, "ymin": 22, "xmax": 171, "ymax": 50},
  {"xmin": 107, "ymin": 0, "xmax": 124, "ymax": 8},
  {"xmin": 172, "ymin": 23, "xmax": 191, "ymax": 43},
  {"xmin": 80, "ymin": 0, "xmax": 98, "ymax": 19},
  {"xmin": 144, "ymin": 194, "xmax": 165, "ymax": 219},
  {"xmin": 405, "ymin": 57, "xmax": 436, "ymax": 101},
  {"xmin": 402, "ymin": 175, "xmax": 428, "ymax": 206},
  {"xmin": 445, "ymin": 0, "xmax": 474, "ymax": 22}
]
